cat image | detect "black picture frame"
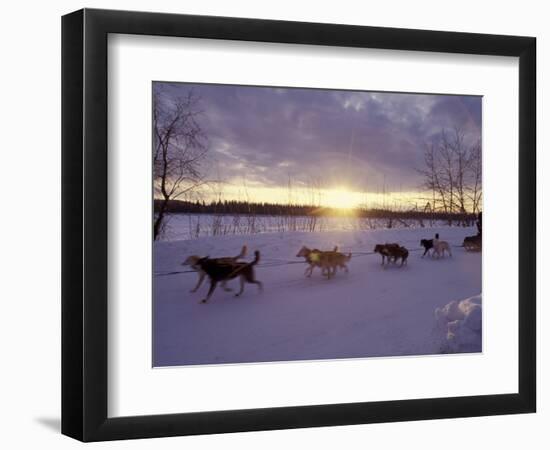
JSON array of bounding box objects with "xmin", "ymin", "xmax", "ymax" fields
[{"xmin": 62, "ymin": 8, "xmax": 536, "ymax": 442}]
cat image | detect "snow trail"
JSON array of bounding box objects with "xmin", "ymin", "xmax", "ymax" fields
[{"xmin": 154, "ymin": 226, "xmax": 481, "ymax": 366}]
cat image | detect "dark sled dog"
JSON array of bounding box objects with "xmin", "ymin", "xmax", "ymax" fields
[
  {"xmin": 194, "ymin": 251, "xmax": 263, "ymax": 303},
  {"xmin": 374, "ymin": 243, "xmax": 409, "ymax": 267},
  {"xmin": 183, "ymin": 245, "xmax": 247, "ymax": 293},
  {"xmin": 420, "ymin": 239, "xmax": 434, "ymax": 257},
  {"xmin": 463, "ymin": 234, "xmax": 482, "ymax": 251}
]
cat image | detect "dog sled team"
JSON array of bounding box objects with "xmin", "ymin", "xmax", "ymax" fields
[{"xmin": 182, "ymin": 229, "xmax": 481, "ymax": 303}]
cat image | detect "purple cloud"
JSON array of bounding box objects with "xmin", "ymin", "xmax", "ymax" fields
[{"xmin": 153, "ymin": 82, "xmax": 481, "ymax": 194}]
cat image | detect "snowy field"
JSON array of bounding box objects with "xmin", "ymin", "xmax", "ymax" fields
[{"xmin": 153, "ymin": 226, "xmax": 481, "ymax": 367}]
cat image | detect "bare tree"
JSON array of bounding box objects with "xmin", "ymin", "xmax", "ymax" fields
[
  {"xmin": 305, "ymin": 176, "xmax": 323, "ymax": 232},
  {"xmin": 466, "ymin": 139, "xmax": 482, "ymax": 214},
  {"xmin": 153, "ymin": 89, "xmax": 208, "ymax": 240},
  {"xmin": 418, "ymin": 128, "xmax": 482, "ymax": 220},
  {"xmin": 447, "ymin": 128, "xmax": 467, "ymax": 214},
  {"xmin": 418, "ymin": 141, "xmax": 448, "ymax": 214}
]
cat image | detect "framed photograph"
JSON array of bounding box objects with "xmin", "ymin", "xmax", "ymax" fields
[{"xmin": 62, "ymin": 8, "xmax": 536, "ymax": 441}]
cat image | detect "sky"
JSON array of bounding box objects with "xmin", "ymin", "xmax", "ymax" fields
[{"xmin": 154, "ymin": 82, "xmax": 481, "ymax": 209}]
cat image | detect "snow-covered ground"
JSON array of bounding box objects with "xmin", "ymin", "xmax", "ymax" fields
[{"xmin": 153, "ymin": 226, "xmax": 481, "ymax": 367}]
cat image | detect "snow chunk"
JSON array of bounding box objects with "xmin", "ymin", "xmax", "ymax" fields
[{"xmin": 435, "ymin": 295, "xmax": 482, "ymax": 353}]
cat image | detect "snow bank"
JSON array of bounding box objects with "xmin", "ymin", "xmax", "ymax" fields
[{"xmin": 435, "ymin": 295, "xmax": 482, "ymax": 353}]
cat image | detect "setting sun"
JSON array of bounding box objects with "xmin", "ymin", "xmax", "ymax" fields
[{"xmin": 323, "ymin": 188, "xmax": 364, "ymax": 209}]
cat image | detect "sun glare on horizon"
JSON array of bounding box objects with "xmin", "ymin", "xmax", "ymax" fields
[
  {"xmin": 322, "ymin": 188, "xmax": 364, "ymax": 210},
  {"xmin": 185, "ymin": 180, "xmax": 430, "ymax": 211}
]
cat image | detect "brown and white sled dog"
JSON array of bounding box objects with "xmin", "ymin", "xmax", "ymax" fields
[
  {"xmin": 183, "ymin": 245, "xmax": 247, "ymax": 293},
  {"xmin": 296, "ymin": 246, "xmax": 351, "ymax": 279},
  {"xmin": 326, "ymin": 251, "xmax": 352, "ymax": 276},
  {"xmin": 432, "ymin": 239, "xmax": 452, "ymax": 258},
  {"xmin": 194, "ymin": 251, "xmax": 263, "ymax": 303},
  {"xmin": 296, "ymin": 246, "xmax": 336, "ymax": 277}
]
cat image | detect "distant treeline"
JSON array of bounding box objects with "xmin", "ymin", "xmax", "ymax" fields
[{"xmin": 155, "ymin": 199, "xmax": 477, "ymax": 223}]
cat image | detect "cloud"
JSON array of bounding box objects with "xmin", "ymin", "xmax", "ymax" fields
[{"xmin": 154, "ymin": 82, "xmax": 482, "ymax": 194}]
